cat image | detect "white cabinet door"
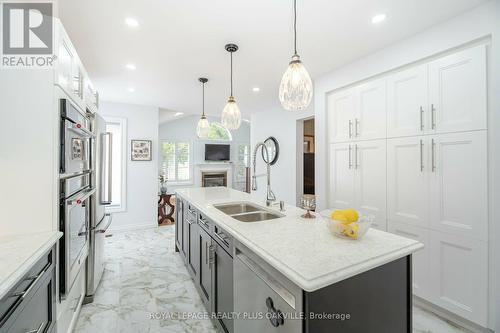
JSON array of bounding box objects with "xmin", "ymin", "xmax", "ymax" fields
[
  {"xmin": 429, "ymin": 232, "xmax": 488, "ymax": 326},
  {"xmin": 429, "ymin": 131, "xmax": 487, "ymax": 241},
  {"xmin": 56, "ymin": 38, "xmax": 73, "ymax": 93},
  {"xmin": 388, "ymin": 221, "xmax": 430, "ymax": 299},
  {"xmin": 355, "ymin": 79, "xmax": 387, "ymax": 141},
  {"xmin": 387, "ymin": 137, "xmax": 429, "ymax": 228},
  {"xmin": 354, "ymin": 140, "xmax": 387, "ymax": 230},
  {"xmin": 327, "ymin": 89, "xmax": 356, "ymax": 143},
  {"xmin": 328, "ymin": 143, "xmax": 355, "ymax": 209},
  {"xmin": 387, "ymin": 65, "xmax": 428, "ymax": 138},
  {"xmin": 429, "ymin": 45, "xmax": 486, "ymax": 133}
]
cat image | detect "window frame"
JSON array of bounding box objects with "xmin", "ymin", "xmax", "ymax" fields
[
  {"xmin": 160, "ymin": 140, "xmax": 193, "ymax": 185},
  {"xmin": 103, "ymin": 116, "xmax": 128, "ymax": 213},
  {"xmin": 206, "ymin": 122, "xmax": 233, "ymax": 142}
]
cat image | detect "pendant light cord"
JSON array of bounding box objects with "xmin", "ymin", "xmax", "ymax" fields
[
  {"xmin": 230, "ymin": 51, "xmax": 234, "ymax": 97},
  {"xmin": 202, "ymin": 82, "xmax": 205, "ymax": 116},
  {"xmin": 294, "ymin": 0, "xmax": 297, "ymax": 55}
]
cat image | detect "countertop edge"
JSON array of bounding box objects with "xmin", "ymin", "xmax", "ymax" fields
[
  {"xmin": 0, "ymin": 231, "xmax": 62, "ymax": 299},
  {"xmin": 175, "ymin": 191, "xmax": 423, "ymax": 292}
]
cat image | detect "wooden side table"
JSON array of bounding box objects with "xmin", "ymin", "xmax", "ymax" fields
[{"xmin": 158, "ymin": 193, "xmax": 175, "ymax": 225}]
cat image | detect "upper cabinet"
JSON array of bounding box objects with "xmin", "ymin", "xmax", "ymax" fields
[
  {"xmin": 327, "ymin": 79, "xmax": 386, "ymax": 143},
  {"xmin": 329, "ymin": 45, "xmax": 487, "ymax": 142},
  {"xmin": 327, "ymin": 89, "xmax": 356, "ymax": 143},
  {"xmin": 428, "ymin": 45, "xmax": 486, "ymax": 133},
  {"xmin": 386, "ymin": 45, "xmax": 486, "ymax": 138},
  {"xmin": 387, "ymin": 64, "xmax": 428, "ymax": 137},
  {"xmin": 355, "ymin": 79, "xmax": 387, "ymax": 141},
  {"xmin": 55, "ymin": 21, "xmax": 98, "ymax": 113}
]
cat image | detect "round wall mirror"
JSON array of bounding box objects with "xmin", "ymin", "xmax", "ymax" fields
[{"xmin": 262, "ymin": 136, "xmax": 279, "ymax": 165}]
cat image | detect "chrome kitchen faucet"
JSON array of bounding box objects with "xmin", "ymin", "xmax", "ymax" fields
[{"xmin": 252, "ymin": 142, "xmax": 276, "ymax": 206}]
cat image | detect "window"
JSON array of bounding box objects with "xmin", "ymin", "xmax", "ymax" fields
[
  {"xmin": 207, "ymin": 122, "xmax": 232, "ymax": 141},
  {"xmin": 235, "ymin": 144, "xmax": 250, "ymax": 180},
  {"xmin": 104, "ymin": 117, "xmax": 127, "ymax": 212},
  {"xmin": 161, "ymin": 142, "xmax": 191, "ymax": 183}
]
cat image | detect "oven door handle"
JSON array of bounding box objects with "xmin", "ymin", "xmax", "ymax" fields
[
  {"xmin": 67, "ymin": 188, "xmax": 95, "ymax": 206},
  {"xmin": 68, "ymin": 123, "xmax": 95, "ymax": 138},
  {"xmin": 95, "ymin": 213, "xmax": 112, "ymax": 233}
]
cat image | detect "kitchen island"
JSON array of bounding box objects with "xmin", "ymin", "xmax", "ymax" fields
[{"xmin": 175, "ymin": 187, "xmax": 423, "ymax": 333}]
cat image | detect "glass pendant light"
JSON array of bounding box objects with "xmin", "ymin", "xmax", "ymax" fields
[
  {"xmin": 196, "ymin": 77, "xmax": 210, "ymax": 139},
  {"xmin": 279, "ymin": 0, "xmax": 313, "ymax": 111},
  {"xmin": 221, "ymin": 44, "xmax": 241, "ymax": 130}
]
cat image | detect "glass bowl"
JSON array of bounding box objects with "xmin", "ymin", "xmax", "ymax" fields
[{"xmin": 320, "ymin": 210, "xmax": 373, "ymax": 240}]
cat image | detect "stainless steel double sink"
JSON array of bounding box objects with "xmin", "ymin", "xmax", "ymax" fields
[{"xmin": 214, "ymin": 202, "xmax": 284, "ymax": 222}]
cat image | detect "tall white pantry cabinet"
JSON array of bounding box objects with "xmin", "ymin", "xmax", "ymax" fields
[{"xmin": 327, "ymin": 44, "xmax": 489, "ymax": 327}]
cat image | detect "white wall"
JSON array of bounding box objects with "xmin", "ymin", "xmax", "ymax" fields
[
  {"xmin": 158, "ymin": 115, "xmax": 250, "ymax": 192},
  {"xmin": 250, "ymin": 108, "xmax": 313, "ymax": 205},
  {"xmin": 313, "ymin": 1, "xmax": 500, "ymax": 330},
  {"xmin": 98, "ymin": 102, "xmax": 159, "ymax": 232}
]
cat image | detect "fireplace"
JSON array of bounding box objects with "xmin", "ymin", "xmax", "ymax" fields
[{"xmin": 201, "ymin": 171, "xmax": 228, "ymax": 187}]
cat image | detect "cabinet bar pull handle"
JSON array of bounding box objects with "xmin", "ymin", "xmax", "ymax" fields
[
  {"xmin": 431, "ymin": 139, "xmax": 436, "ymax": 172},
  {"xmin": 348, "ymin": 145, "xmax": 352, "ymax": 169},
  {"xmin": 205, "ymin": 242, "xmax": 208, "ymax": 265},
  {"xmin": 355, "ymin": 118, "xmax": 359, "ymax": 137},
  {"xmin": 355, "ymin": 144, "xmax": 359, "ymax": 169},
  {"xmin": 420, "ymin": 139, "xmax": 424, "ymax": 172},
  {"xmin": 431, "ymin": 104, "xmax": 436, "ymax": 129},
  {"xmin": 420, "ymin": 106, "xmax": 424, "ymax": 131},
  {"xmin": 348, "ymin": 120, "xmax": 353, "ymax": 138}
]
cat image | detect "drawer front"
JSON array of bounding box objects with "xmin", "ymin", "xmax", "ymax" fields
[
  {"xmin": 0, "ymin": 247, "xmax": 55, "ymax": 333},
  {"xmin": 213, "ymin": 225, "xmax": 233, "ymax": 255},
  {"xmin": 198, "ymin": 212, "xmax": 212, "ymax": 234},
  {"xmin": 5, "ymin": 273, "xmax": 55, "ymax": 333}
]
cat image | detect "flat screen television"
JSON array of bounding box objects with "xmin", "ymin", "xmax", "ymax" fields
[{"xmin": 205, "ymin": 144, "xmax": 230, "ymax": 161}]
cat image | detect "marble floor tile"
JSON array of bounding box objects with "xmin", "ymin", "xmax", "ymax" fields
[{"xmin": 74, "ymin": 226, "xmax": 470, "ymax": 333}]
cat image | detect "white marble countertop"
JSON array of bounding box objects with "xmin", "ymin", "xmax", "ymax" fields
[
  {"xmin": 0, "ymin": 231, "xmax": 62, "ymax": 299},
  {"xmin": 176, "ymin": 187, "xmax": 423, "ymax": 292}
]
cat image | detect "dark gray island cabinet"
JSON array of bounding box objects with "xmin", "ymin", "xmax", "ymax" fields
[
  {"xmin": 0, "ymin": 246, "xmax": 57, "ymax": 333},
  {"xmin": 175, "ymin": 193, "xmax": 416, "ymax": 333}
]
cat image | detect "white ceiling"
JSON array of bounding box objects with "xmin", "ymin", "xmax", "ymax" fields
[{"xmin": 58, "ymin": 0, "xmax": 487, "ymax": 117}]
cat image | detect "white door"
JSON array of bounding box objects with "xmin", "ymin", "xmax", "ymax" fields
[
  {"xmin": 355, "ymin": 79, "xmax": 387, "ymax": 141},
  {"xmin": 388, "ymin": 221, "xmax": 430, "ymax": 300},
  {"xmin": 387, "ymin": 64, "xmax": 428, "ymax": 138},
  {"xmin": 354, "ymin": 140, "xmax": 387, "ymax": 230},
  {"xmin": 387, "ymin": 137, "xmax": 429, "ymax": 228},
  {"xmin": 328, "ymin": 143, "xmax": 355, "ymax": 209},
  {"xmin": 429, "ymin": 232, "xmax": 488, "ymax": 326},
  {"xmin": 327, "ymin": 89, "xmax": 356, "ymax": 143},
  {"xmin": 428, "ymin": 45, "xmax": 487, "ymax": 133},
  {"xmin": 429, "ymin": 131, "xmax": 488, "ymax": 241}
]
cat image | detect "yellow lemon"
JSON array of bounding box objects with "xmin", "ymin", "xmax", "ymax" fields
[
  {"xmin": 343, "ymin": 209, "xmax": 359, "ymax": 223},
  {"xmin": 343, "ymin": 222, "xmax": 360, "ymax": 239}
]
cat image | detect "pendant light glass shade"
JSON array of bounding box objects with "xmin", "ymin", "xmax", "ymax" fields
[
  {"xmin": 197, "ymin": 115, "xmax": 210, "ymax": 138},
  {"xmin": 221, "ymin": 96, "xmax": 241, "ymax": 130},
  {"xmin": 197, "ymin": 77, "xmax": 210, "ymax": 139},
  {"xmin": 221, "ymin": 44, "xmax": 241, "ymax": 130},
  {"xmin": 279, "ymin": 0, "xmax": 313, "ymax": 111},
  {"xmin": 279, "ymin": 54, "xmax": 313, "ymax": 111}
]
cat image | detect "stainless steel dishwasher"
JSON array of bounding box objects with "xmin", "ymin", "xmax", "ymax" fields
[{"xmin": 233, "ymin": 246, "xmax": 302, "ymax": 333}]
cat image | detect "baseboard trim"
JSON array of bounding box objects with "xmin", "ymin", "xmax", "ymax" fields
[
  {"xmin": 413, "ymin": 297, "xmax": 493, "ymax": 333},
  {"xmin": 107, "ymin": 222, "xmax": 157, "ymax": 234}
]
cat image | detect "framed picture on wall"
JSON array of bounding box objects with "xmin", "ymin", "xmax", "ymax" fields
[{"xmin": 131, "ymin": 140, "xmax": 152, "ymax": 161}]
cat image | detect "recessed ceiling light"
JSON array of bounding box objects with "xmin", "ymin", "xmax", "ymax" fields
[
  {"xmin": 371, "ymin": 13, "xmax": 386, "ymax": 24},
  {"xmin": 125, "ymin": 17, "xmax": 139, "ymax": 27},
  {"xmin": 127, "ymin": 87, "xmax": 135, "ymax": 93},
  {"xmin": 174, "ymin": 112, "xmax": 183, "ymax": 117},
  {"xmin": 125, "ymin": 63, "xmax": 136, "ymax": 70},
  {"xmin": 252, "ymin": 87, "xmax": 260, "ymax": 92}
]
